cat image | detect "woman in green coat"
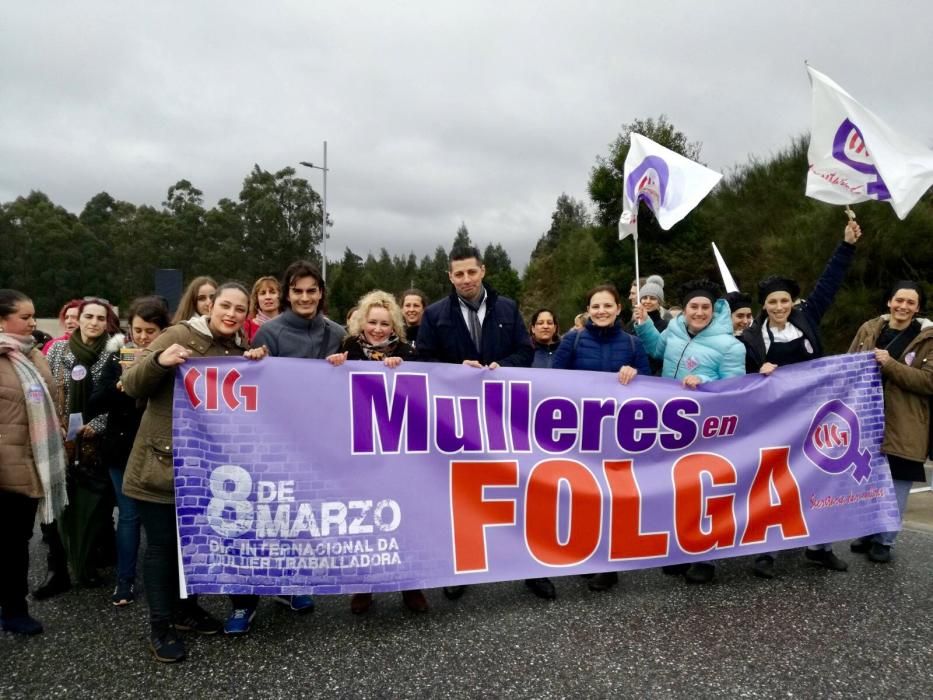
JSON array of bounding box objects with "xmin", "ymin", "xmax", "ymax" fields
[{"xmin": 123, "ymin": 282, "xmax": 266, "ymax": 663}]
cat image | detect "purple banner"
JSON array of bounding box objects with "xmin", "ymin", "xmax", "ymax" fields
[{"xmin": 173, "ymin": 353, "xmax": 899, "ymax": 595}]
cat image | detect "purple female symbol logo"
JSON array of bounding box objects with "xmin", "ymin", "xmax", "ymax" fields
[
  {"xmin": 626, "ymin": 156, "xmax": 670, "ymax": 214},
  {"xmin": 803, "ymin": 399, "xmax": 872, "ymax": 484},
  {"xmin": 832, "ymin": 119, "xmax": 891, "ymax": 201}
]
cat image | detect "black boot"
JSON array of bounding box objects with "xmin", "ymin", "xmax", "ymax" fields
[
  {"xmin": 33, "ymin": 525, "xmax": 71, "ymax": 600},
  {"xmin": 33, "ymin": 569, "xmax": 71, "ymax": 600}
]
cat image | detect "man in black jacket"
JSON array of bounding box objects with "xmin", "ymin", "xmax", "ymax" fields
[{"xmin": 416, "ymin": 246, "xmax": 554, "ymax": 601}]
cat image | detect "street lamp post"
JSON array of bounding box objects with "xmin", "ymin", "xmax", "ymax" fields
[{"xmin": 299, "ymin": 140, "xmax": 328, "ymax": 280}]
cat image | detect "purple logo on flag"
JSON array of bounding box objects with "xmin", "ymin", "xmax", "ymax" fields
[
  {"xmin": 803, "ymin": 399, "xmax": 872, "ymax": 484},
  {"xmin": 832, "ymin": 119, "xmax": 891, "ymax": 201},
  {"xmin": 626, "ymin": 156, "xmax": 670, "ymax": 214}
]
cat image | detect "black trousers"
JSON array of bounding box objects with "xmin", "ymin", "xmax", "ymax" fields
[
  {"xmin": 0, "ymin": 491, "xmax": 39, "ymax": 618},
  {"xmin": 135, "ymin": 499, "xmax": 199, "ymax": 631}
]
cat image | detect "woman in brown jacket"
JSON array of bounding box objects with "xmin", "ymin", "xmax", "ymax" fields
[
  {"xmin": 848, "ymin": 281, "xmax": 933, "ymax": 563},
  {"xmin": 0, "ymin": 289, "xmax": 68, "ymax": 635},
  {"xmin": 122, "ymin": 282, "xmax": 266, "ymax": 663}
]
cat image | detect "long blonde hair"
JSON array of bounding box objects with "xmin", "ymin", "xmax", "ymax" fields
[{"xmin": 348, "ymin": 290, "xmax": 407, "ymax": 342}]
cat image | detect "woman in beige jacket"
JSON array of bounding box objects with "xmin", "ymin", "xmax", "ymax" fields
[
  {"xmin": 848, "ymin": 281, "xmax": 933, "ymax": 563},
  {"xmin": 0, "ymin": 289, "xmax": 68, "ymax": 635}
]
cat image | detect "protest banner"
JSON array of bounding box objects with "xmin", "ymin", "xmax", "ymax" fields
[{"xmin": 173, "ymin": 353, "xmax": 898, "ymax": 595}]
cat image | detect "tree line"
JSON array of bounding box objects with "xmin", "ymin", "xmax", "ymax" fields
[{"xmin": 2, "ymin": 116, "xmax": 930, "ymax": 353}]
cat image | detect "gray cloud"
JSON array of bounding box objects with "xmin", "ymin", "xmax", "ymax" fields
[{"xmin": 2, "ymin": 2, "xmax": 930, "ymax": 269}]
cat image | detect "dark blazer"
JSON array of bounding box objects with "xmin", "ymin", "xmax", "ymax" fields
[
  {"xmin": 415, "ymin": 285, "xmax": 533, "ymax": 367},
  {"xmin": 742, "ymin": 241, "xmax": 855, "ymax": 371}
]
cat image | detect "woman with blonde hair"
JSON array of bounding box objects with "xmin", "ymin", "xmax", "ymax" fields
[
  {"xmin": 327, "ymin": 290, "xmax": 428, "ymax": 614},
  {"xmin": 172, "ymin": 276, "xmax": 217, "ymax": 324},
  {"xmin": 243, "ymin": 276, "xmax": 281, "ymax": 343}
]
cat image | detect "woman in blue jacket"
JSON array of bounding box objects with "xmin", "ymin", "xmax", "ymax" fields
[
  {"xmin": 633, "ymin": 279, "xmax": 746, "ymax": 583},
  {"xmin": 552, "ymin": 284, "xmax": 651, "ymax": 592},
  {"xmin": 633, "ymin": 279, "xmax": 746, "ymax": 388}
]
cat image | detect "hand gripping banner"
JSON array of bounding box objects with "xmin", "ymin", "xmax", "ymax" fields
[{"xmin": 173, "ymin": 353, "xmax": 898, "ymax": 595}]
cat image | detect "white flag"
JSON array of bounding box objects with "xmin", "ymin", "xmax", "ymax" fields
[
  {"xmin": 806, "ymin": 65, "xmax": 933, "ymax": 220},
  {"xmin": 618, "ymin": 133, "xmax": 722, "ymax": 240},
  {"xmin": 711, "ymin": 242, "xmax": 738, "ymax": 293}
]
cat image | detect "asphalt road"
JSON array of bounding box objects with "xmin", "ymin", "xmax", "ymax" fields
[{"xmin": 2, "ymin": 522, "xmax": 932, "ymax": 699}]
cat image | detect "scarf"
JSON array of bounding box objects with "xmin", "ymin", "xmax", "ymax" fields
[
  {"xmin": 189, "ymin": 315, "xmax": 248, "ymax": 349},
  {"xmin": 67, "ymin": 331, "xmax": 107, "ymax": 415},
  {"xmin": 356, "ymin": 333, "xmax": 400, "ymax": 361},
  {"xmin": 458, "ymin": 288, "xmax": 486, "ymax": 351},
  {"xmin": 255, "ymin": 310, "xmax": 275, "ymax": 326},
  {"xmin": 0, "ymin": 333, "xmax": 69, "ymax": 523}
]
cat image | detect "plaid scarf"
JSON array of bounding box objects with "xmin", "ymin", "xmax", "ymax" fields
[{"xmin": 0, "ymin": 333, "xmax": 69, "ymax": 523}]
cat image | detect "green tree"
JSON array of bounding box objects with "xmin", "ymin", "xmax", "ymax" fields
[
  {"xmin": 451, "ymin": 222, "xmax": 473, "ymax": 251},
  {"xmin": 532, "ymin": 193, "xmax": 589, "ymax": 258},
  {"xmin": 239, "ymin": 165, "xmax": 323, "ymax": 280},
  {"xmin": 414, "ymin": 246, "xmax": 451, "ymax": 303},
  {"xmin": 482, "ymin": 243, "xmax": 521, "ymax": 300}
]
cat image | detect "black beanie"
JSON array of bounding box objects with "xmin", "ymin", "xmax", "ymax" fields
[
  {"xmin": 886, "ymin": 280, "xmax": 926, "ymax": 311},
  {"xmin": 725, "ymin": 291, "xmax": 753, "ymax": 313},
  {"xmin": 757, "ymin": 276, "xmax": 800, "ymax": 305},
  {"xmin": 680, "ymin": 279, "xmax": 722, "ymax": 307}
]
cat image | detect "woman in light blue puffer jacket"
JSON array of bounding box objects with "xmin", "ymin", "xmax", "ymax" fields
[
  {"xmin": 634, "ymin": 279, "xmax": 746, "ymax": 388},
  {"xmin": 633, "ymin": 279, "xmax": 746, "ymax": 584}
]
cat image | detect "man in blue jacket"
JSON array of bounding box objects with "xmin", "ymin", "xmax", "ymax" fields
[{"xmin": 416, "ymin": 246, "xmax": 554, "ymax": 601}]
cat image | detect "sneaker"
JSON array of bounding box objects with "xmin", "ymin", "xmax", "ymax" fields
[
  {"xmin": 1, "ymin": 614, "xmax": 44, "ymax": 636},
  {"xmin": 804, "ymin": 548, "xmax": 848, "ymax": 571},
  {"xmin": 112, "ymin": 580, "xmax": 136, "ymax": 607},
  {"xmin": 685, "ymin": 563, "xmax": 716, "ymax": 584},
  {"xmin": 752, "ymin": 555, "xmax": 776, "ymax": 579},
  {"xmin": 273, "ymin": 594, "xmax": 315, "ymax": 613},
  {"xmin": 150, "ymin": 627, "xmax": 186, "ymax": 663},
  {"xmin": 868, "ymin": 542, "xmax": 892, "ymax": 563},
  {"xmin": 224, "ymin": 607, "xmax": 257, "ymax": 635},
  {"xmin": 174, "ymin": 605, "xmax": 222, "ymax": 635},
  {"xmin": 849, "ymin": 538, "xmax": 871, "ymax": 554}
]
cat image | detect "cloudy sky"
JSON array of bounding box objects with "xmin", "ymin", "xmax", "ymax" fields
[{"xmin": 2, "ymin": 2, "xmax": 931, "ymax": 269}]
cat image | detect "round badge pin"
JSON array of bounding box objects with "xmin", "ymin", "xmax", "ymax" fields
[{"xmin": 71, "ymin": 365, "xmax": 88, "ymax": 381}]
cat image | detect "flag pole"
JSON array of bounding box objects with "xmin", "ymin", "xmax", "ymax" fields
[{"xmin": 633, "ymin": 223, "xmax": 640, "ymax": 303}]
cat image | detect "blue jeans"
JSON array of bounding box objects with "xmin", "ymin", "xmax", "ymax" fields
[
  {"xmin": 873, "ymin": 479, "xmax": 912, "ymax": 547},
  {"xmin": 109, "ymin": 467, "xmax": 140, "ymax": 582}
]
